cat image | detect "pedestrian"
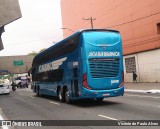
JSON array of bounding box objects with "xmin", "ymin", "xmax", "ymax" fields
[{"xmin": 132, "ymin": 71, "xmax": 137, "ymax": 83}]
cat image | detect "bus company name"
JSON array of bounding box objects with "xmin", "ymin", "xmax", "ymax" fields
[
  {"xmin": 89, "ymin": 52, "xmax": 120, "ymax": 57},
  {"xmin": 38, "ymin": 57, "xmax": 67, "ymax": 73}
]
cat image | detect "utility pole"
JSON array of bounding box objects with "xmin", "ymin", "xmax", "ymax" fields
[{"xmin": 83, "ymin": 17, "xmax": 96, "ymax": 29}]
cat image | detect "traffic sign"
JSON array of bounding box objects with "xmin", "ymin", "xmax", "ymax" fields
[{"xmin": 13, "ymin": 60, "xmax": 24, "ymax": 66}]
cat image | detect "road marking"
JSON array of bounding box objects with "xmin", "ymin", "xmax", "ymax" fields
[
  {"xmin": 98, "ymin": 115, "xmax": 118, "ymax": 121},
  {"xmin": 125, "ymin": 94, "xmax": 160, "ymax": 99},
  {"xmin": 30, "ymin": 96, "xmax": 35, "ymax": 98},
  {"xmin": 19, "ymin": 93, "xmax": 23, "ymax": 95},
  {"xmin": 50, "ymin": 101, "xmax": 60, "ymax": 105},
  {"xmin": 157, "ymin": 106, "xmax": 160, "ymax": 108}
]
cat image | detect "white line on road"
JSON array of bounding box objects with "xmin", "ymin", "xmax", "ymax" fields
[
  {"xmin": 30, "ymin": 96, "xmax": 35, "ymax": 98},
  {"xmin": 49, "ymin": 101, "xmax": 60, "ymax": 105},
  {"xmin": 125, "ymin": 94, "xmax": 160, "ymax": 99},
  {"xmin": 19, "ymin": 93, "xmax": 23, "ymax": 95},
  {"xmin": 98, "ymin": 115, "xmax": 118, "ymax": 121}
]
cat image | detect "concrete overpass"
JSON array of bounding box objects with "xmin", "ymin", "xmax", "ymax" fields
[
  {"xmin": 0, "ymin": 55, "xmax": 34, "ymax": 75},
  {"xmin": 0, "ymin": 0, "xmax": 21, "ymax": 50}
]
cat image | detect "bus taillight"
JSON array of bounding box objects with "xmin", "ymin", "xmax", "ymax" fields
[
  {"xmin": 119, "ymin": 71, "xmax": 124, "ymax": 88},
  {"xmin": 82, "ymin": 73, "xmax": 91, "ymax": 90}
]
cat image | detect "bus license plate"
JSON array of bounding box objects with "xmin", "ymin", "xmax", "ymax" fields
[{"xmin": 103, "ymin": 93, "xmax": 110, "ymax": 96}]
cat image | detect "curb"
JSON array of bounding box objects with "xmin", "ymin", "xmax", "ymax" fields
[{"xmin": 125, "ymin": 89, "xmax": 160, "ymax": 94}]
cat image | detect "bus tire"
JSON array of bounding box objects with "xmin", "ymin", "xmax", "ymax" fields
[
  {"xmin": 36, "ymin": 86, "xmax": 40, "ymax": 96},
  {"xmin": 57, "ymin": 88, "xmax": 63, "ymax": 102},
  {"xmin": 96, "ymin": 98, "xmax": 104, "ymax": 102},
  {"xmin": 64, "ymin": 88, "xmax": 71, "ymax": 104}
]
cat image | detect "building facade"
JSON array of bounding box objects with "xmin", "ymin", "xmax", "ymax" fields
[{"xmin": 61, "ymin": 0, "xmax": 160, "ymax": 82}]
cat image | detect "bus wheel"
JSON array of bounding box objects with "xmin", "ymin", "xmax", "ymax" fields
[
  {"xmin": 58, "ymin": 88, "xmax": 63, "ymax": 102},
  {"xmin": 64, "ymin": 89, "xmax": 71, "ymax": 104},
  {"xmin": 96, "ymin": 98, "xmax": 104, "ymax": 102},
  {"xmin": 36, "ymin": 86, "xmax": 40, "ymax": 96}
]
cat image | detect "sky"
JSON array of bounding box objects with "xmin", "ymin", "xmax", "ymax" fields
[{"xmin": 0, "ymin": 0, "xmax": 63, "ymax": 56}]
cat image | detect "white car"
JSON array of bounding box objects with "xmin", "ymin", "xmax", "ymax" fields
[{"xmin": 0, "ymin": 83, "xmax": 10, "ymax": 95}]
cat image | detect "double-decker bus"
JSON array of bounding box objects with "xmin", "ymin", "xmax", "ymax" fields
[{"xmin": 31, "ymin": 29, "xmax": 124, "ymax": 103}]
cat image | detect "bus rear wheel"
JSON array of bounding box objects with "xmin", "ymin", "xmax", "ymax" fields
[
  {"xmin": 96, "ymin": 98, "xmax": 104, "ymax": 102},
  {"xmin": 57, "ymin": 88, "xmax": 63, "ymax": 102},
  {"xmin": 64, "ymin": 89, "xmax": 71, "ymax": 104},
  {"xmin": 36, "ymin": 86, "xmax": 40, "ymax": 96}
]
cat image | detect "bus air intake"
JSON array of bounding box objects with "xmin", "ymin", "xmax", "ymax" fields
[{"xmin": 89, "ymin": 58, "xmax": 120, "ymax": 78}]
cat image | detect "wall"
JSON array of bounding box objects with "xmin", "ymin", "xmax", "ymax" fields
[
  {"xmin": 0, "ymin": 55, "xmax": 34, "ymax": 74},
  {"xmin": 124, "ymin": 49, "xmax": 160, "ymax": 82},
  {"xmin": 61, "ymin": 0, "xmax": 160, "ymax": 55}
]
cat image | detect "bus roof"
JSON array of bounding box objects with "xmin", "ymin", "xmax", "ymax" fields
[{"xmin": 33, "ymin": 29, "xmax": 119, "ymax": 66}]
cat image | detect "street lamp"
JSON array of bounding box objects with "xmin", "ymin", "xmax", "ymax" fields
[{"xmin": 61, "ymin": 27, "xmax": 74, "ymax": 33}]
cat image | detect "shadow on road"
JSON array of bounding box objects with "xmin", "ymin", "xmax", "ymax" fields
[
  {"xmin": 70, "ymin": 99, "xmax": 122, "ymax": 108},
  {"xmin": 34, "ymin": 94, "xmax": 122, "ymax": 108}
]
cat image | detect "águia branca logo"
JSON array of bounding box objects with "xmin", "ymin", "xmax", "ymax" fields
[
  {"xmin": 38, "ymin": 57, "xmax": 67, "ymax": 73},
  {"xmin": 89, "ymin": 52, "xmax": 120, "ymax": 57}
]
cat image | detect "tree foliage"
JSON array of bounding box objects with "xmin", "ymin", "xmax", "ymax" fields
[
  {"xmin": 28, "ymin": 48, "xmax": 46, "ymax": 57},
  {"xmin": 28, "ymin": 51, "xmax": 37, "ymax": 56}
]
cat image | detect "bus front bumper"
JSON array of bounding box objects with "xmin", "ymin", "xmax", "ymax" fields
[{"xmin": 81, "ymin": 86, "xmax": 124, "ymax": 99}]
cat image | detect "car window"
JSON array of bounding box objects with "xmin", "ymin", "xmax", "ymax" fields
[
  {"xmin": 15, "ymin": 77, "xmax": 21, "ymax": 80},
  {"xmin": 0, "ymin": 84, "xmax": 8, "ymax": 87},
  {"xmin": 0, "ymin": 84, "xmax": 4, "ymax": 87}
]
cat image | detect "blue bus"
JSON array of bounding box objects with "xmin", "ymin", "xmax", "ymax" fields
[{"xmin": 31, "ymin": 29, "xmax": 124, "ymax": 103}]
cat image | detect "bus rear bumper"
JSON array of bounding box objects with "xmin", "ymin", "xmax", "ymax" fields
[{"xmin": 81, "ymin": 86, "xmax": 124, "ymax": 99}]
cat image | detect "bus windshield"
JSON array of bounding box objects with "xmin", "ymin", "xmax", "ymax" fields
[{"xmin": 82, "ymin": 31, "xmax": 120, "ymax": 46}]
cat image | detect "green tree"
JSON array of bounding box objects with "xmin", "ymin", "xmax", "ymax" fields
[
  {"xmin": 28, "ymin": 51, "xmax": 37, "ymax": 56},
  {"xmin": 39, "ymin": 48, "xmax": 46, "ymax": 53},
  {"xmin": 28, "ymin": 48, "xmax": 46, "ymax": 57}
]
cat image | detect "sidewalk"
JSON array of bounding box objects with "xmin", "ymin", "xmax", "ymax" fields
[{"xmin": 124, "ymin": 82, "xmax": 160, "ymax": 93}]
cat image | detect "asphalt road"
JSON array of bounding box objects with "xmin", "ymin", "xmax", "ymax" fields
[{"xmin": 0, "ymin": 86, "xmax": 160, "ymax": 129}]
